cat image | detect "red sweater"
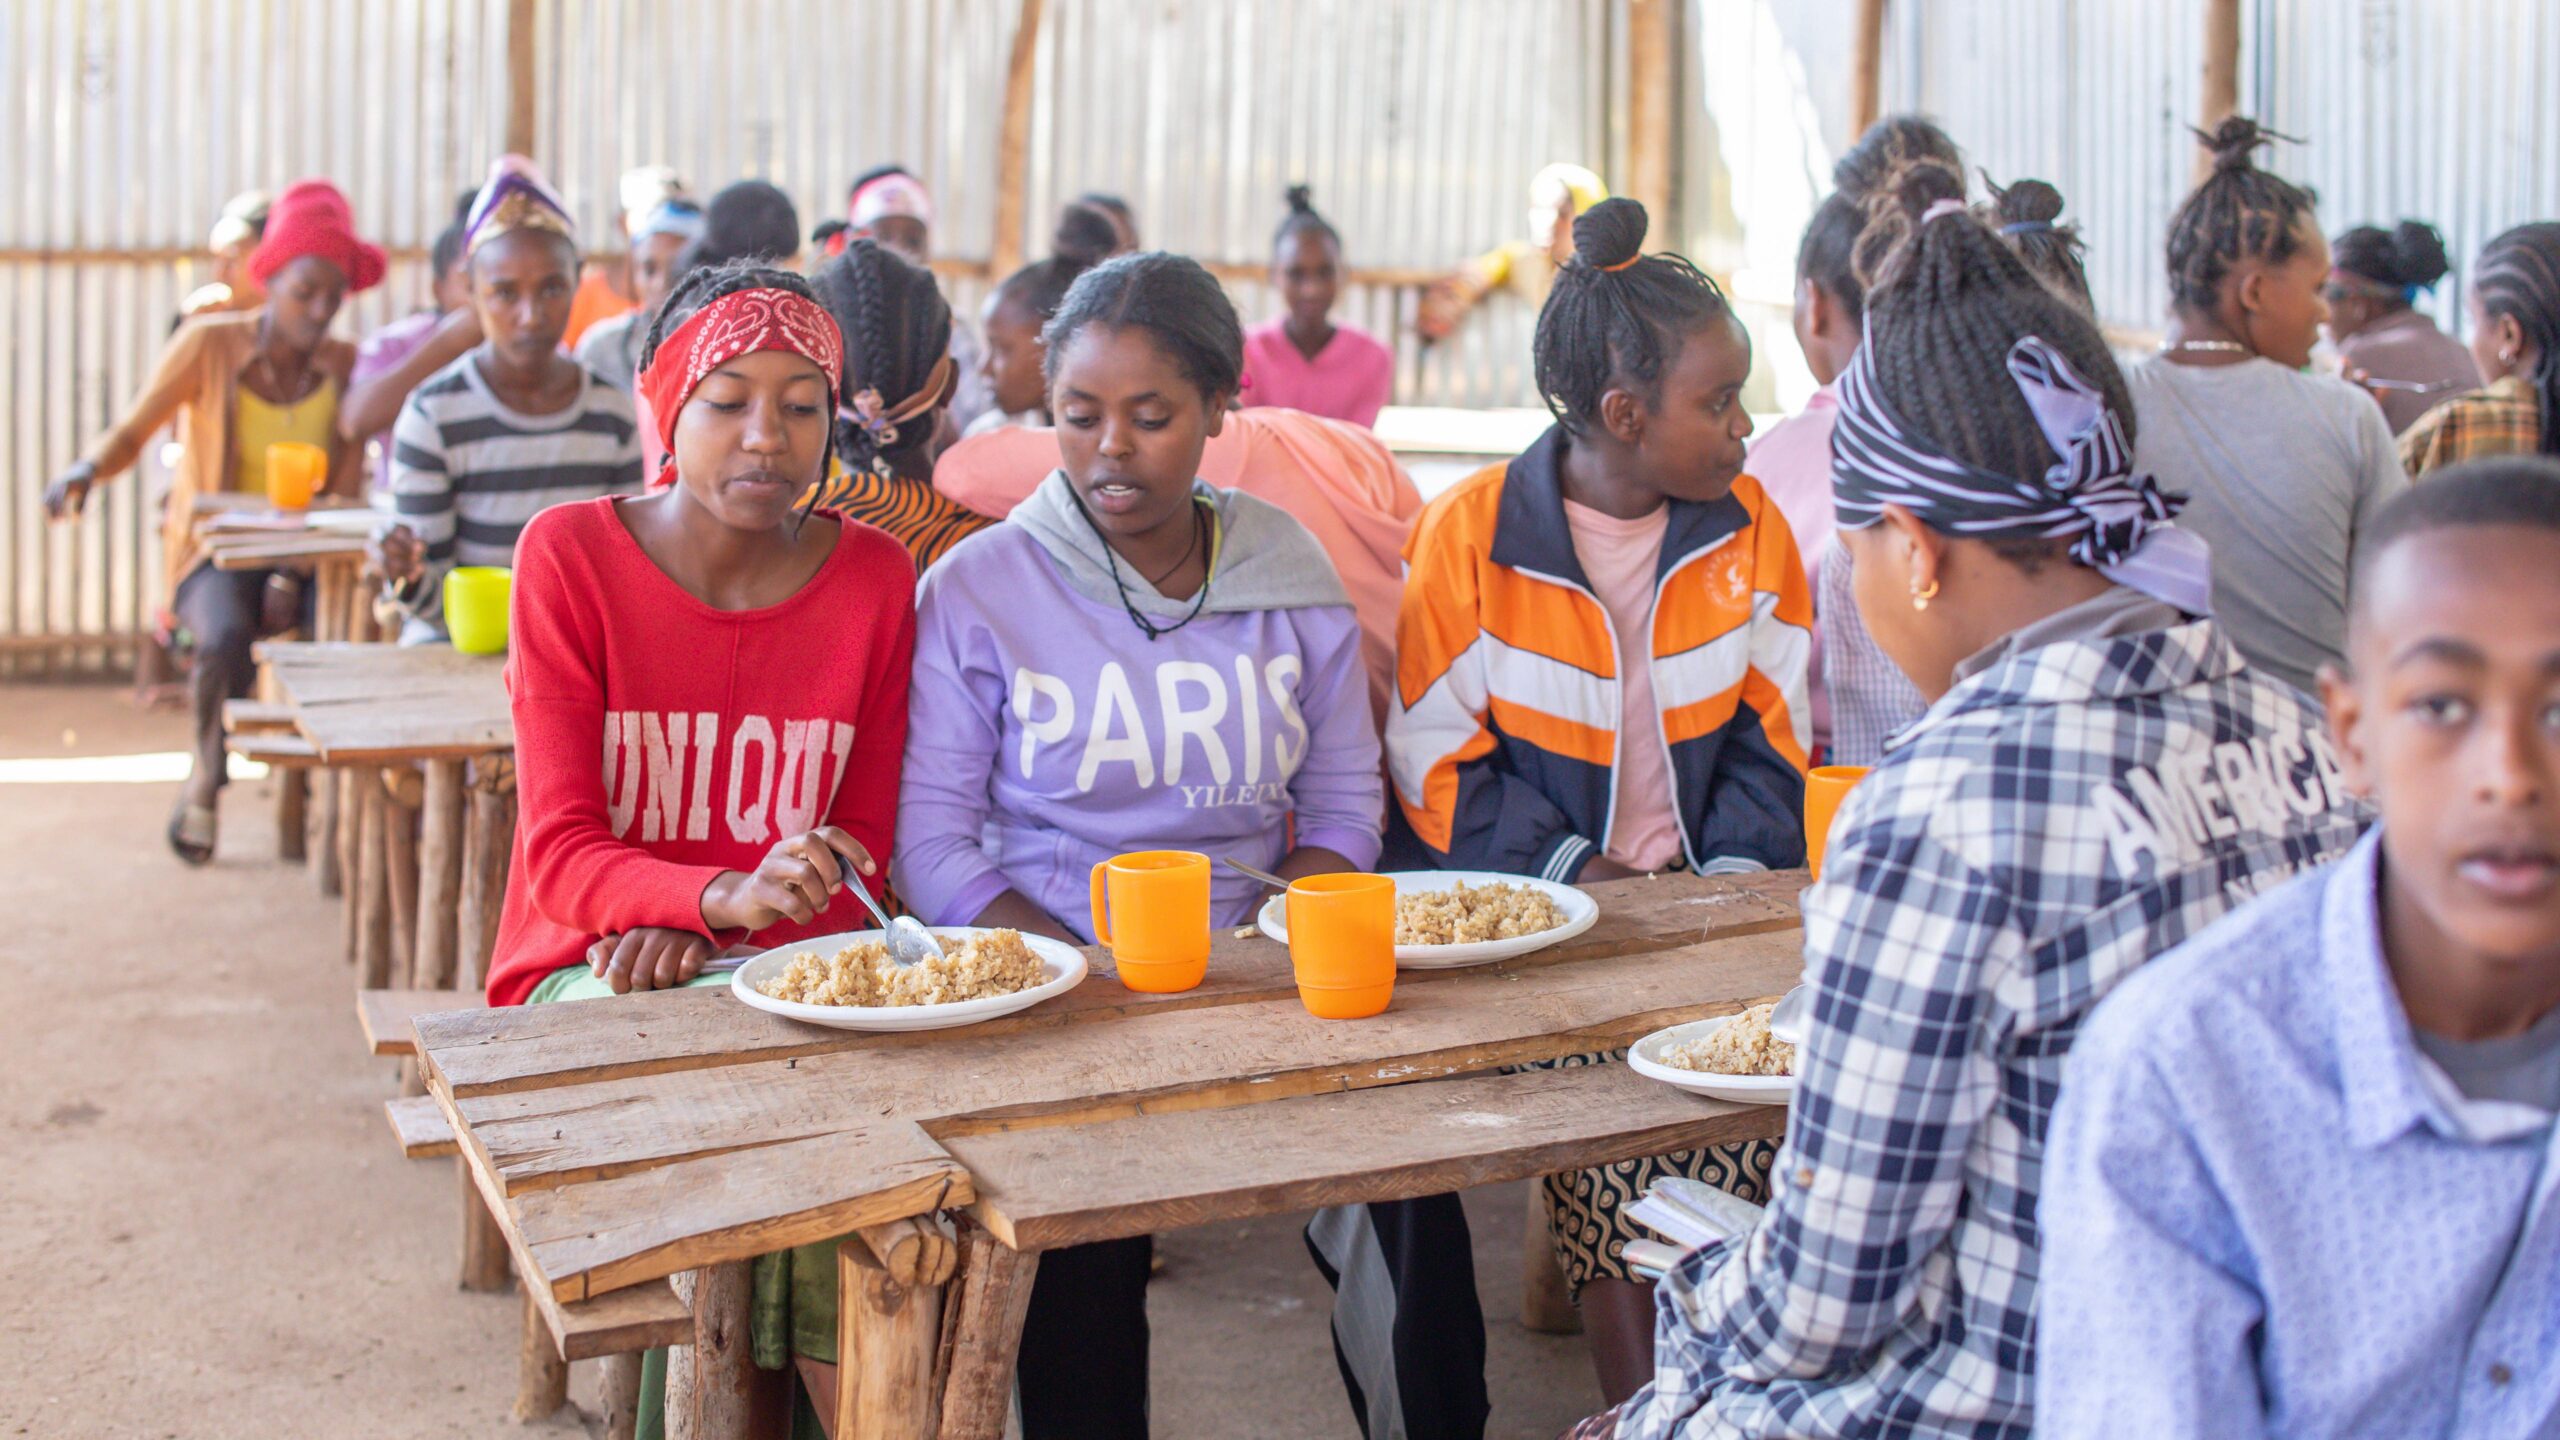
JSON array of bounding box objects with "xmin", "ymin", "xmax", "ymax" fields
[{"xmin": 485, "ymin": 498, "xmax": 915, "ymax": 1006}]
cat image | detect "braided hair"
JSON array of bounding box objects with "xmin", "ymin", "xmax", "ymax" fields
[
  {"xmin": 993, "ymin": 203, "xmax": 1121, "ymax": 325},
  {"xmin": 2333, "ymin": 220, "xmax": 2453, "ymax": 301},
  {"xmin": 1041, "ymin": 251, "xmax": 1243, "ymax": 402},
  {"xmin": 1856, "ymin": 159, "xmax": 2135, "ymax": 568},
  {"xmin": 1274, "ymin": 184, "xmax": 1340, "ymax": 251},
  {"xmin": 1987, "ymin": 174, "xmax": 2094, "ymax": 314},
  {"xmin": 809, "ymin": 237, "xmax": 953, "ymax": 478},
  {"xmin": 2166, "ymin": 117, "xmax": 2318, "ymax": 312},
  {"xmin": 2475, "ymin": 222, "xmax": 2560, "ymax": 456},
  {"xmin": 1532, "ymin": 197, "xmax": 1736, "ymax": 438}
]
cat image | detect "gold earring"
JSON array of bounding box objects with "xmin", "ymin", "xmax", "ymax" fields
[{"xmin": 1911, "ymin": 578, "xmax": 1940, "ymax": 612}]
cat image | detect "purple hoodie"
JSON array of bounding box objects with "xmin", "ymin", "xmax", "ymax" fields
[{"xmin": 894, "ymin": 475, "xmax": 1383, "ymax": 941}]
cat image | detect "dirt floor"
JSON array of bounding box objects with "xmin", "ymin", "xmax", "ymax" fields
[{"xmin": 0, "ymin": 682, "xmax": 1604, "ymax": 1439}]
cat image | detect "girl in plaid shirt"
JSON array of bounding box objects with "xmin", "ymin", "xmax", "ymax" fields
[{"xmin": 1570, "ymin": 159, "xmax": 2367, "ymax": 1440}]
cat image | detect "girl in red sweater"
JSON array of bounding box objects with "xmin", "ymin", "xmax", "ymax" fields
[{"xmin": 485, "ymin": 261, "xmax": 914, "ymax": 1009}]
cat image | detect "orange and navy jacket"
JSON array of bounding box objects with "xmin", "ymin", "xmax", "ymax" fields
[{"xmin": 1388, "ymin": 427, "xmax": 1813, "ymax": 881}]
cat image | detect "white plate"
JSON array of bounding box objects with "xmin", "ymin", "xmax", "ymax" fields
[
  {"xmin": 1254, "ymin": 870, "xmax": 1598, "ymax": 970},
  {"xmin": 727, "ymin": 927, "xmax": 1087, "ymax": 1032},
  {"xmin": 1627, "ymin": 1014, "xmax": 1795, "ymax": 1105}
]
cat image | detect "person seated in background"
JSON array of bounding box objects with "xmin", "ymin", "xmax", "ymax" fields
[
  {"xmin": 557, "ymin": 164, "xmax": 682, "ymax": 349},
  {"xmin": 2326, "ymin": 219, "xmax": 2479, "ymax": 434},
  {"xmin": 374, "ymin": 159, "xmax": 642, "ymax": 643},
  {"xmin": 341, "ymin": 191, "xmax": 478, "ymax": 486},
  {"xmin": 895, "ymin": 251, "xmax": 1484, "ymax": 1440},
  {"xmin": 641, "ymin": 179, "xmax": 804, "ymax": 483},
  {"xmin": 176, "ymin": 190, "xmax": 274, "ymax": 322},
  {"xmin": 1415, "ymin": 163, "xmax": 1606, "ymax": 344},
  {"xmin": 2040, "ymin": 456, "xmax": 2560, "ymax": 1440},
  {"xmin": 834, "ymin": 164, "xmax": 996, "ymax": 437},
  {"xmin": 1074, "ymin": 190, "xmax": 1142, "ymax": 254},
  {"xmin": 45, "ymin": 179, "xmax": 379, "ymax": 865},
  {"xmin": 1566, "ymin": 159, "xmax": 2364, "ymax": 1440},
  {"xmin": 2130, "ymin": 117, "xmax": 2407, "ymax": 702},
  {"xmin": 803, "ymin": 236, "xmax": 990, "ymax": 570},
  {"xmin": 965, "ymin": 201, "xmax": 1119, "ymax": 437},
  {"xmin": 575, "ymin": 189, "xmax": 705, "ymax": 394},
  {"xmin": 1241, "ymin": 184, "xmax": 1394, "ymax": 428},
  {"xmin": 2401, "ymin": 223, "xmax": 2560, "ymax": 476},
  {"xmin": 1393, "ymin": 198, "xmax": 1808, "ymax": 1406}
]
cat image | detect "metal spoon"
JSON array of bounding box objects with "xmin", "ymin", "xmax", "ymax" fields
[
  {"xmin": 840, "ymin": 877, "xmax": 946, "ymax": 969},
  {"xmin": 1767, "ymin": 985, "xmax": 1811, "ymax": 1047},
  {"xmin": 1220, "ymin": 855, "xmax": 1293, "ymax": 890}
]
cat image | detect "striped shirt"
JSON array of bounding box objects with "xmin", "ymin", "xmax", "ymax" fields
[{"xmin": 387, "ymin": 355, "xmax": 643, "ymax": 633}]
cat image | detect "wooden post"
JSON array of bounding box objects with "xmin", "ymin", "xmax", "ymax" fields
[
  {"xmin": 356, "ymin": 770, "xmax": 393, "ymax": 989},
  {"xmin": 2197, "ymin": 0, "xmax": 2242, "ymax": 180},
  {"xmin": 459, "ymin": 762, "xmax": 516, "ymax": 994},
  {"xmin": 460, "ymin": 1161, "xmax": 512, "ymax": 1293},
  {"xmin": 600, "ymin": 1352, "xmax": 646, "ymax": 1440},
  {"xmin": 1850, "ymin": 0, "xmax": 1889, "ymax": 139},
  {"xmin": 934, "ymin": 1224, "xmax": 1040, "ymax": 1440},
  {"xmin": 1625, "ymin": 0, "xmax": 1677, "ymax": 230},
  {"xmin": 989, "ymin": 0, "xmax": 1047, "ymax": 277},
  {"xmin": 514, "ymin": 1284, "xmax": 569, "ymax": 1423},
  {"xmin": 275, "ymin": 769, "xmax": 308, "ymax": 863},
  {"xmin": 666, "ymin": 1263, "xmax": 761, "ymax": 1440},
  {"xmin": 1520, "ymin": 1197, "xmax": 1582, "ymax": 1335},
  {"xmin": 505, "ymin": 0, "xmax": 539, "ymax": 159},
  {"xmin": 841, "ymin": 1239, "xmax": 943, "ymax": 1440},
  {"xmin": 311, "ymin": 760, "xmax": 341, "ymax": 897},
  {"xmin": 384, "ymin": 778, "xmax": 420, "ymax": 994},
  {"xmin": 416, "ymin": 759, "xmax": 467, "ymax": 990}
]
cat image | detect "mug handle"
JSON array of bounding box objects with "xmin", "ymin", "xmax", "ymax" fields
[{"xmin": 1088, "ymin": 862, "xmax": 1113, "ymax": 947}]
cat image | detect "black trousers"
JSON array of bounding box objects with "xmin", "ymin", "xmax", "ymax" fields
[
  {"xmin": 1012, "ymin": 1195, "xmax": 1488, "ymax": 1440},
  {"xmin": 172, "ymin": 566, "xmax": 275, "ymax": 793}
]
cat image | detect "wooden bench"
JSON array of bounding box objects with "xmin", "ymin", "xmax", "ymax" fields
[
  {"xmin": 224, "ymin": 731, "xmax": 321, "ymax": 767},
  {"xmin": 220, "ymin": 698, "xmax": 299, "ymax": 734},
  {"xmin": 385, "ymin": 1095, "xmax": 457, "ymax": 1159},
  {"xmin": 358, "ymin": 988, "xmax": 458, "ymax": 1057}
]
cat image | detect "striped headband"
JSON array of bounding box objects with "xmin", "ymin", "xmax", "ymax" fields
[{"xmin": 1833, "ymin": 333, "xmax": 2214, "ymax": 612}]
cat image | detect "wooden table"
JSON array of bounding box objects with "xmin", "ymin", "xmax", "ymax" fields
[
  {"xmin": 196, "ymin": 509, "xmax": 377, "ymax": 645},
  {"xmin": 260, "ymin": 642, "xmax": 514, "ymax": 994},
  {"xmin": 416, "ymin": 870, "xmax": 1809, "ymax": 1439}
]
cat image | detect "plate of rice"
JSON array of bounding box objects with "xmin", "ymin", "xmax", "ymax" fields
[
  {"xmin": 1254, "ymin": 871, "xmax": 1598, "ymax": 969},
  {"xmin": 728, "ymin": 926, "xmax": 1087, "ymax": 1033},
  {"xmin": 1627, "ymin": 998, "xmax": 1797, "ymax": 1104}
]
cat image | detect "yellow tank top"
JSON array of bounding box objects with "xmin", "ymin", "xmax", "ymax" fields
[{"xmin": 233, "ymin": 373, "xmax": 342, "ymax": 492}]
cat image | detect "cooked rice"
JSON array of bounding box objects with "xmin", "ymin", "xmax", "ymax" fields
[
  {"xmin": 1661, "ymin": 1002, "xmax": 1794, "ymax": 1077},
  {"xmin": 1395, "ymin": 880, "xmax": 1566, "ymax": 946},
  {"xmin": 759, "ymin": 929, "xmax": 1048, "ymax": 1008}
]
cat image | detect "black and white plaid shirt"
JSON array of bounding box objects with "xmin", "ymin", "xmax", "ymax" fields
[{"xmin": 1616, "ymin": 615, "xmax": 2367, "ymax": 1440}]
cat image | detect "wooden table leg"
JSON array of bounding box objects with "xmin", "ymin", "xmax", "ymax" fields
[
  {"xmin": 314, "ymin": 562, "xmax": 352, "ymax": 645},
  {"xmin": 458, "ymin": 759, "xmax": 515, "ymax": 994},
  {"xmin": 356, "ymin": 770, "xmax": 393, "ymax": 989},
  {"xmin": 514, "ymin": 1283, "xmax": 568, "ymax": 1423},
  {"xmin": 665, "ymin": 1262, "xmax": 767, "ymax": 1440},
  {"xmin": 274, "ymin": 766, "xmax": 308, "ymax": 863},
  {"xmin": 384, "ymin": 778, "xmax": 420, "ymax": 999},
  {"xmin": 311, "ymin": 761, "xmax": 341, "ymax": 897},
  {"xmin": 1521, "ymin": 1191, "xmax": 1582, "ymax": 1335},
  {"xmin": 933, "ymin": 1222, "xmax": 1039, "ymax": 1440},
  {"xmin": 842, "ymin": 1237, "xmax": 944, "ymax": 1440},
  {"xmin": 415, "ymin": 759, "xmax": 466, "ymax": 990},
  {"xmin": 459, "ymin": 1159, "xmax": 511, "ymax": 1293},
  {"xmin": 600, "ymin": 1352, "xmax": 645, "ymax": 1440},
  {"xmin": 337, "ymin": 770, "xmax": 362, "ymax": 951}
]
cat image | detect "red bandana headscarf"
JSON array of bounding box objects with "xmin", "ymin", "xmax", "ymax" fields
[{"xmin": 638, "ymin": 288, "xmax": 845, "ymax": 459}]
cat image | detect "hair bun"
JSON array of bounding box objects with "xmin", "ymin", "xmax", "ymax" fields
[
  {"xmin": 1991, "ymin": 176, "xmax": 2064, "ymax": 227},
  {"xmin": 2388, "ymin": 219, "xmax": 2452, "ymax": 288},
  {"xmin": 2201, "ymin": 115, "xmax": 2271, "ymax": 174},
  {"xmin": 1888, "ymin": 158, "xmax": 1966, "ymax": 222},
  {"xmin": 1284, "ymin": 183, "xmax": 1315, "ymax": 216},
  {"xmin": 1572, "ymin": 197, "xmax": 1648, "ymax": 270},
  {"xmin": 1052, "ymin": 202, "xmax": 1120, "ymax": 269}
]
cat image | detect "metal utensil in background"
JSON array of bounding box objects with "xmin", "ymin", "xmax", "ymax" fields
[
  {"xmin": 1220, "ymin": 855, "xmax": 1293, "ymax": 890},
  {"xmin": 1767, "ymin": 985, "xmax": 1811, "ymax": 1047}
]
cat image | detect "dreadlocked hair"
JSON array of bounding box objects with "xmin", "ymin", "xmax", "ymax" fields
[
  {"xmin": 993, "ymin": 204, "xmax": 1120, "ymax": 324},
  {"xmin": 810, "ymin": 237, "xmax": 954, "ymax": 479},
  {"xmin": 2166, "ymin": 116, "xmax": 2319, "ymax": 312},
  {"xmin": 1858, "ymin": 160, "xmax": 2137, "ymax": 572},
  {"xmin": 1274, "ymin": 184, "xmax": 1340, "ymax": 251},
  {"xmin": 1532, "ymin": 198, "xmax": 1735, "ymax": 438},
  {"xmin": 1834, "ymin": 115, "xmax": 1964, "ymax": 202},
  {"xmin": 1986, "ymin": 174, "xmax": 2094, "ymax": 314},
  {"xmin": 1796, "ymin": 192, "xmax": 1869, "ymax": 323},
  {"xmin": 2475, "ymin": 222, "xmax": 2560, "ymax": 457},
  {"xmin": 1041, "ymin": 251, "xmax": 1243, "ymax": 402}
]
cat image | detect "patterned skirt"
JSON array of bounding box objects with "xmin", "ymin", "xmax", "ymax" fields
[{"xmin": 1528, "ymin": 1050, "xmax": 1778, "ymax": 1296}]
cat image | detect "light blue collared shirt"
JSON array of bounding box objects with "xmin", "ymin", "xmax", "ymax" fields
[{"xmin": 2040, "ymin": 830, "xmax": 2560, "ymax": 1439}]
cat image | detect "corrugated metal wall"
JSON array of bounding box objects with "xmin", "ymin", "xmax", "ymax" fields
[
  {"xmin": 2, "ymin": 0, "xmax": 1610, "ymax": 666},
  {"xmin": 1881, "ymin": 0, "xmax": 2560, "ymax": 344}
]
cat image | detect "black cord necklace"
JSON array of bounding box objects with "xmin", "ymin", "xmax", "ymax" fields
[{"xmin": 1078, "ymin": 493, "xmax": 1214, "ymax": 642}]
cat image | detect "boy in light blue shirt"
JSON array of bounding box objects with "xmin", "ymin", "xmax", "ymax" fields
[{"xmin": 2040, "ymin": 456, "xmax": 2560, "ymax": 1440}]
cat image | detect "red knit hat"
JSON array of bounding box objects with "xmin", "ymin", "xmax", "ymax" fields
[{"xmin": 247, "ymin": 179, "xmax": 386, "ymax": 293}]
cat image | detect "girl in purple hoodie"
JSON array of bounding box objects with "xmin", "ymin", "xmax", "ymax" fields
[{"xmin": 895, "ymin": 254, "xmax": 1489, "ymax": 1440}]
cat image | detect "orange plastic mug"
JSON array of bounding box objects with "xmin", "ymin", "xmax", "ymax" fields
[
  {"xmin": 1285, "ymin": 873, "xmax": 1396, "ymax": 1019},
  {"xmin": 266, "ymin": 440, "xmax": 325, "ymax": 511},
  {"xmin": 1804, "ymin": 765, "xmax": 1872, "ymax": 880},
  {"xmin": 1089, "ymin": 850, "xmax": 1212, "ymax": 993}
]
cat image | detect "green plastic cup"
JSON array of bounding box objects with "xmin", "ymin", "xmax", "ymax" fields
[{"xmin": 443, "ymin": 566, "xmax": 513, "ymax": 655}]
